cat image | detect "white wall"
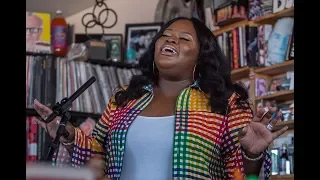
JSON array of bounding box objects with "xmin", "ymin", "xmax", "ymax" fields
[{"xmin": 66, "ymin": 0, "xmax": 159, "ymax": 35}]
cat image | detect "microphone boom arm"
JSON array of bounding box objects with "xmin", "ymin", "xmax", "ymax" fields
[{"xmin": 40, "ymin": 76, "xmax": 96, "ymax": 162}]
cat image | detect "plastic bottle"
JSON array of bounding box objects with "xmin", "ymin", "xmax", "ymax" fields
[
  {"xmin": 51, "ymin": 10, "xmax": 68, "ymax": 56},
  {"xmin": 126, "ymin": 43, "xmax": 136, "ymax": 64}
]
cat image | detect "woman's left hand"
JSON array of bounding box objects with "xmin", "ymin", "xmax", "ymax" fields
[{"xmin": 238, "ymin": 107, "xmax": 288, "ymax": 156}]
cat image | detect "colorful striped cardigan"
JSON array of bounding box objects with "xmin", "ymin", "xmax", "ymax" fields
[{"xmin": 54, "ymin": 83, "xmax": 271, "ymax": 180}]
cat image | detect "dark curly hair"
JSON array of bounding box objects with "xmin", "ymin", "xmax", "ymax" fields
[{"xmin": 114, "ymin": 17, "xmax": 249, "ymax": 114}]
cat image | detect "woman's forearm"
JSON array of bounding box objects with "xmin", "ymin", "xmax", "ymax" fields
[
  {"xmin": 243, "ymin": 150, "xmax": 264, "ymax": 176},
  {"xmin": 62, "ymin": 122, "xmax": 76, "ymax": 155}
]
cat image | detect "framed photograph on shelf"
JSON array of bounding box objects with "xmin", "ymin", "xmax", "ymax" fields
[
  {"xmin": 101, "ymin": 34, "xmax": 123, "ymax": 62},
  {"xmin": 124, "ymin": 22, "xmax": 163, "ymax": 63}
]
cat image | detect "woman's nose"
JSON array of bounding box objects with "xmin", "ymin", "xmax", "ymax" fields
[{"xmin": 166, "ymin": 37, "xmax": 178, "ymax": 44}]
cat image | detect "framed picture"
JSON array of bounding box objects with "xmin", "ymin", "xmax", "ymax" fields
[
  {"xmin": 74, "ymin": 33, "xmax": 123, "ymax": 62},
  {"xmin": 124, "ymin": 22, "xmax": 163, "ymax": 63},
  {"xmin": 101, "ymin": 34, "xmax": 123, "ymax": 62},
  {"xmin": 26, "ymin": 11, "xmax": 51, "ymax": 53}
]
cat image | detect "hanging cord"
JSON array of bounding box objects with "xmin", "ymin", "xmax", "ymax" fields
[{"xmin": 81, "ymin": 0, "xmax": 118, "ymax": 39}]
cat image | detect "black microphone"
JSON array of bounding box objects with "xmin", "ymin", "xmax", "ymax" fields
[{"xmin": 44, "ymin": 76, "xmax": 96, "ymax": 123}]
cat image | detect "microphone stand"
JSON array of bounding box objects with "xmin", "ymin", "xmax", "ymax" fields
[
  {"xmin": 43, "ymin": 104, "xmax": 71, "ymax": 161},
  {"xmin": 40, "ymin": 76, "xmax": 96, "ymax": 162}
]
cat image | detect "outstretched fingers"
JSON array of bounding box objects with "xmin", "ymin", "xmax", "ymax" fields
[{"xmin": 272, "ymin": 126, "xmax": 288, "ymax": 140}]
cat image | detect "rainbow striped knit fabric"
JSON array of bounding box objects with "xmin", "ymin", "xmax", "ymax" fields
[{"xmin": 55, "ymin": 83, "xmax": 271, "ymax": 180}]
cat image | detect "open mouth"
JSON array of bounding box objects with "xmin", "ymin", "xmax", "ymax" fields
[{"xmin": 161, "ymin": 45, "xmax": 178, "ymax": 56}]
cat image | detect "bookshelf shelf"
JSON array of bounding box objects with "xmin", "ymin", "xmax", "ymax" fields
[
  {"xmin": 88, "ymin": 59, "xmax": 139, "ymax": 69},
  {"xmin": 256, "ymin": 90, "xmax": 294, "ymax": 102},
  {"xmin": 253, "ymin": 7, "xmax": 294, "ymax": 24},
  {"xmin": 26, "ymin": 51, "xmax": 63, "ymax": 57},
  {"xmin": 26, "ymin": 108, "xmax": 101, "ymax": 120},
  {"xmin": 26, "ymin": 51, "xmax": 138, "ymax": 69},
  {"xmin": 212, "ymin": 7, "xmax": 294, "ymax": 36},
  {"xmin": 254, "ymin": 60, "xmax": 294, "ymax": 76},
  {"xmin": 231, "ymin": 66, "xmax": 250, "ymax": 81},
  {"xmin": 273, "ymin": 120, "xmax": 294, "ymax": 132},
  {"xmin": 270, "ymin": 174, "xmax": 294, "ymax": 180},
  {"xmin": 213, "ymin": 19, "xmax": 249, "ymax": 36}
]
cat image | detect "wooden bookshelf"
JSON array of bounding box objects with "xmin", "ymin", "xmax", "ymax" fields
[
  {"xmin": 213, "ymin": 19, "xmax": 250, "ymax": 36},
  {"xmin": 254, "ymin": 60, "xmax": 294, "ymax": 76},
  {"xmin": 271, "ymin": 174, "xmax": 294, "ymax": 180},
  {"xmin": 231, "ymin": 66, "xmax": 250, "ymax": 81},
  {"xmin": 253, "ymin": 7, "xmax": 294, "ymax": 24},
  {"xmin": 212, "ymin": 5, "xmax": 294, "ymax": 179},
  {"xmin": 212, "ymin": 7, "xmax": 294, "ymax": 36},
  {"xmin": 272, "ymin": 120, "xmax": 294, "ymax": 132}
]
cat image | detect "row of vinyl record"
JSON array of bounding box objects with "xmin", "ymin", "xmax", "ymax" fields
[
  {"xmin": 216, "ymin": 17, "xmax": 294, "ymax": 69},
  {"xmin": 26, "ymin": 55, "xmax": 141, "ymax": 114}
]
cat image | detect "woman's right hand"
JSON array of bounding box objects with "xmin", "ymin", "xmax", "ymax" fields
[
  {"xmin": 87, "ymin": 157, "xmax": 110, "ymax": 180},
  {"xmin": 33, "ymin": 99, "xmax": 75, "ymax": 143}
]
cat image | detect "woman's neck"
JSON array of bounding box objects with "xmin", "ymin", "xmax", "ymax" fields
[{"xmin": 156, "ymin": 78, "xmax": 193, "ymax": 97}]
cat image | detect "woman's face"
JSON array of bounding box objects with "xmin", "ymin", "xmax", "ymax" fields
[{"xmin": 154, "ymin": 19, "xmax": 199, "ymax": 80}]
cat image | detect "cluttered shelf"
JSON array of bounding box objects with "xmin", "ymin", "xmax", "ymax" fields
[
  {"xmin": 270, "ymin": 174, "xmax": 294, "ymax": 180},
  {"xmin": 212, "ymin": 7, "xmax": 294, "ymax": 36},
  {"xmin": 26, "ymin": 51, "xmax": 138, "ymax": 69},
  {"xmin": 26, "ymin": 108, "xmax": 101, "ymax": 120}
]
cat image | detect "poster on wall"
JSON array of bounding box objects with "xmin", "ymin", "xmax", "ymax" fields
[
  {"xmin": 26, "ymin": 11, "xmax": 51, "ymax": 53},
  {"xmin": 124, "ymin": 22, "xmax": 163, "ymax": 64}
]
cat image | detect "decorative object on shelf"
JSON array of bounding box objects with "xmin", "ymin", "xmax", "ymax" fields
[
  {"xmin": 74, "ymin": 33, "xmax": 123, "ymax": 62},
  {"xmin": 124, "ymin": 22, "xmax": 163, "ymax": 64},
  {"xmin": 66, "ymin": 43, "xmax": 88, "ymax": 62},
  {"xmin": 85, "ymin": 40, "xmax": 108, "ymax": 61},
  {"xmin": 81, "ymin": 0, "xmax": 118, "ymax": 38}
]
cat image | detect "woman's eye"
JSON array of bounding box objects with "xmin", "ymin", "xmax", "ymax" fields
[
  {"xmin": 181, "ymin": 37, "xmax": 190, "ymax": 41},
  {"xmin": 161, "ymin": 34, "xmax": 169, "ymax": 37}
]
